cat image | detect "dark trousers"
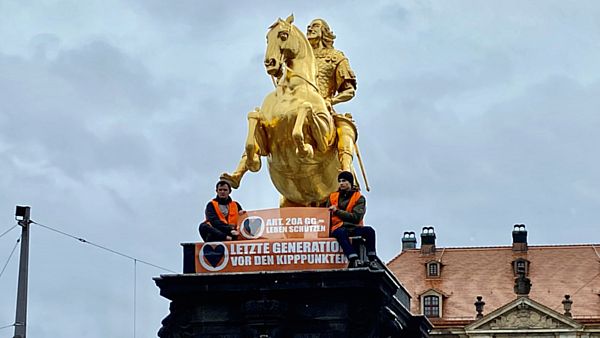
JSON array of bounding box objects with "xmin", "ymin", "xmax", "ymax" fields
[
  {"xmin": 331, "ymin": 226, "xmax": 376, "ymax": 259},
  {"xmin": 199, "ymin": 222, "xmax": 231, "ymax": 242}
]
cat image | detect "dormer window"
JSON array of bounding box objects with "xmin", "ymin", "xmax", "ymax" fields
[
  {"xmin": 423, "ymin": 295, "xmax": 440, "ymax": 317},
  {"xmin": 426, "ymin": 261, "xmax": 441, "ymax": 278},
  {"xmin": 419, "ymin": 289, "xmax": 446, "ymax": 319},
  {"xmin": 512, "ymin": 258, "xmax": 530, "ymax": 276}
]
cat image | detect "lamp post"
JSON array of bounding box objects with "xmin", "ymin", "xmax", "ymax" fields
[{"xmin": 13, "ymin": 206, "xmax": 31, "ymax": 338}]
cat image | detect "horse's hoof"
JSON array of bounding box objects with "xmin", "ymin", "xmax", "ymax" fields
[
  {"xmin": 220, "ymin": 172, "xmax": 241, "ymax": 189},
  {"xmin": 296, "ymin": 144, "xmax": 314, "ymax": 159},
  {"xmin": 246, "ymin": 154, "xmax": 261, "ymax": 172},
  {"xmin": 301, "ymin": 102, "xmax": 313, "ymax": 110}
]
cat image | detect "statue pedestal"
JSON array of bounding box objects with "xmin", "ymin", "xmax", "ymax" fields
[
  {"xmin": 155, "ymin": 259, "xmax": 431, "ymax": 337},
  {"xmin": 156, "ymin": 207, "xmax": 430, "ymax": 337}
]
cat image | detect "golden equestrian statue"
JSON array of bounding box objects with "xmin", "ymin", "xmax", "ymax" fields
[{"xmin": 221, "ymin": 15, "xmax": 367, "ymax": 207}]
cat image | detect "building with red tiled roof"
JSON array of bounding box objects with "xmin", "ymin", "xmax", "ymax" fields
[{"xmin": 387, "ymin": 225, "xmax": 600, "ymax": 337}]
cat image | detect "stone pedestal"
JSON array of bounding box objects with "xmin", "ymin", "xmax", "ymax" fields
[{"xmin": 155, "ymin": 267, "xmax": 431, "ymax": 337}]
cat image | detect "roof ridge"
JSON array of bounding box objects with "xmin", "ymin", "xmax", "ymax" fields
[
  {"xmin": 386, "ymin": 250, "xmax": 405, "ymax": 265},
  {"xmin": 394, "ymin": 243, "xmax": 600, "ymax": 252}
]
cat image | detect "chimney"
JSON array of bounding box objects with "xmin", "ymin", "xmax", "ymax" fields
[
  {"xmin": 512, "ymin": 224, "xmax": 528, "ymax": 252},
  {"xmin": 402, "ymin": 231, "xmax": 417, "ymax": 251},
  {"xmin": 420, "ymin": 226, "xmax": 436, "ymax": 255}
]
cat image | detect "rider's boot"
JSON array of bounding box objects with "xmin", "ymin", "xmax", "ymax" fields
[
  {"xmin": 334, "ymin": 114, "xmax": 357, "ymax": 172},
  {"xmin": 339, "ymin": 150, "xmax": 353, "ymax": 172}
]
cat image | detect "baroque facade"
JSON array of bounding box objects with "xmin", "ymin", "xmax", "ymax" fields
[{"xmin": 387, "ymin": 225, "xmax": 600, "ymax": 337}]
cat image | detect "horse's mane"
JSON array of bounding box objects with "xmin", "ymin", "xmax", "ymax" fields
[
  {"xmin": 269, "ymin": 19, "xmax": 317, "ymax": 83},
  {"xmin": 294, "ymin": 25, "xmax": 316, "ymax": 81}
]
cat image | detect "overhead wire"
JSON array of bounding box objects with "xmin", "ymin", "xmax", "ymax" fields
[
  {"xmin": 0, "ymin": 225, "xmax": 20, "ymax": 333},
  {"xmin": 553, "ymin": 270, "xmax": 600, "ymax": 312},
  {"xmin": 27, "ymin": 219, "xmax": 176, "ymax": 338},
  {"xmin": 0, "ymin": 236, "xmax": 21, "ymax": 280},
  {"xmin": 0, "ymin": 323, "xmax": 15, "ymax": 330},
  {"xmin": 0, "ymin": 224, "xmax": 18, "ymax": 239},
  {"xmin": 31, "ymin": 221, "xmax": 176, "ymax": 273}
]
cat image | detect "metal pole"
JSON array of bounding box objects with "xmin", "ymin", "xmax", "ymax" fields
[
  {"xmin": 13, "ymin": 206, "xmax": 31, "ymax": 338},
  {"xmin": 354, "ymin": 141, "xmax": 370, "ymax": 192}
]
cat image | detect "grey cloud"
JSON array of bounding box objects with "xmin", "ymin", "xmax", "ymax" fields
[
  {"xmin": 29, "ymin": 33, "xmax": 62, "ymax": 60},
  {"xmin": 50, "ymin": 40, "xmax": 167, "ymax": 114},
  {"xmin": 0, "ymin": 39, "xmax": 175, "ymax": 180}
]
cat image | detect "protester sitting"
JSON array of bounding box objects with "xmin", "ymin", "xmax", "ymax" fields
[
  {"xmin": 199, "ymin": 180, "xmax": 245, "ymax": 242},
  {"xmin": 327, "ymin": 171, "xmax": 378, "ymax": 268}
]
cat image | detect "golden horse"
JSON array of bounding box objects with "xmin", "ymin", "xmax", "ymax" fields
[{"xmin": 222, "ymin": 15, "xmax": 341, "ymax": 207}]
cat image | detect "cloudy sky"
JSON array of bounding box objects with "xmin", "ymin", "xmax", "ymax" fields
[{"xmin": 1, "ymin": 1, "xmax": 599, "ymax": 337}]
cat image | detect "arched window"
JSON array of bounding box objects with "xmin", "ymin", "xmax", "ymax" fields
[{"xmin": 423, "ymin": 295, "xmax": 440, "ymax": 318}]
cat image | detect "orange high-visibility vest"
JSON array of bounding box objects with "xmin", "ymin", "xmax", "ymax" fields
[
  {"xmin": 330, "ymin": 191, "xmax": 363, "ymax": 232},
  {"xmin": 206, "ymin": 200, "xmax": 239, "ymax": 226}
]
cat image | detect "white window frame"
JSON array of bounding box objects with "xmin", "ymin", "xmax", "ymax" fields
[
  {"xmin": 420, "ymin": 290, "xmax": 443, "ymax": 318},
  {"xmin": 426, "ymin": 261, "xmax": 441, "ymax": 278}
]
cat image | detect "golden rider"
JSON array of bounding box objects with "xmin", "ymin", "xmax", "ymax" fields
[{"xmin": 306, "ymin": 18, "xmax": 358, "ymax": 173}]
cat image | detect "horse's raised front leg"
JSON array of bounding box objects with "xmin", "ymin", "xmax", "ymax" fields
[
  {"xmin": 220, "ymin": 153, "xmax": 249, "ymax": 189},
  {"xmin": 292, "ymin": 102, "xmax": 314, "ymax": 158},
  {"xmin": 220, "ymin": 108, "xmax": 263, "ymax": 188},
  {"xmin": 245, "ymin": 108, "xmax": 262, "ymax": 172},
  {"xmin": 306, "ymin": 108, "xmax": 335, "ymax": 153},
  {"xmin": 253, "ymin": 109, "xmax": 269, "ymax": 157}
]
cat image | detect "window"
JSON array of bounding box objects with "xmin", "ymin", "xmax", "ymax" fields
[
  {"xmin": 423, "ymin": 295, "xmax": 440, "ymax": 318},
  {"xmin": 420, "ymin": 290, "xmax": 444, "ymax": 318},
  {"xmin": 512, "ymin": 258, "xmax": 530, "ymax": 276},
  {"xmin": 428, "ymin": 262, "xmax": 439, "ymax": 277}
]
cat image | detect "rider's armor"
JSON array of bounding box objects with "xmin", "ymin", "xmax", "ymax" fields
[
  {"xmin": 313, "ymin": 47, "xmax": 359, "ymax": 175},
  {"xmin": 314, "ymin": 48, "xmax": 357, "ymax": 102}
]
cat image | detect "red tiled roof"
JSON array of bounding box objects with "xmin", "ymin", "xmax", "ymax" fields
[{"xmin": 387, "ymin": 244, "xmax": 600, "ymax": 322}]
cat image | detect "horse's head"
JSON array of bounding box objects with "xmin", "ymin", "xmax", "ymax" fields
[{"xmin": 265, "ymin": 14, "xmax": 302, "ymax": 77}]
